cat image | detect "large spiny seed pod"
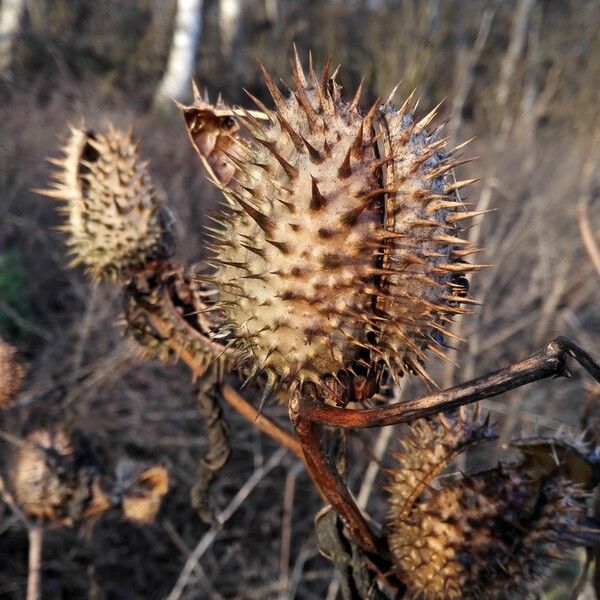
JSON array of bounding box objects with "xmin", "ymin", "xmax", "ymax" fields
[
  {"xmin": 181, "ymin": 53, "xmax": 484, "ymax": 401},
  {"xmin": 0, "ymin": 340, "xmax": 25, "ymax": 407},
  {"xmin": 39, "ymin": 123, "xmax": 174, "ymax": 281}
]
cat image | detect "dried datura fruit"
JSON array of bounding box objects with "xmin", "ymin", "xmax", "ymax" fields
[
  {"xmin": 39, "ymin": 123, "xmax": 174, "ymax": 281},
  {"xmin": 180, "ymin": 53, "xmax": 484, "ymax": 402},
  {"xmin": 387, "ymin": 415, "xmax": 593, "ymax": 599},
  {"xmin": 0, "ymin": 340, "xmax": 25, "ymax": 407},
  {"xmin": 8, "ymin": 428, "xmax": 109, "ymax": 524}
]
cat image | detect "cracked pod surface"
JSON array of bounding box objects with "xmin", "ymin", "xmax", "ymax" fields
[
  {"xmin": 39, "ymin": 124, "xmax": 174, "ymax": 281},
  {"xmin": 182, "ymin": 55, "xmax": 484, "ymax": 400}
]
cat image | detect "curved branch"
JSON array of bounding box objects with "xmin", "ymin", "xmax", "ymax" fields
[{"xmin": 303, "ymin": 337, "xmax": 600, "ymax": 429}]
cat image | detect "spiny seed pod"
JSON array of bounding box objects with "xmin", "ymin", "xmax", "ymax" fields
[
  {"xmin": 8, "ymin": 428, "xmax": 109, "ymax": 523},
  {"xmin": 38, "ymin": 123, "xmax": 174, "ymax": 281},
  {"xmin": 387, "ymin": 408, "xmax": 496, "ymax": 517},
  {"xmin": 388, "ymin": 466, "xmax": 585, "ymax": 599},
  {"xmin": 181, "ymin": 53, "xmax": 484, "ymax": 401},
  {"xmin": 387, "ymin": 415, "xmax": 591, "ymax": 599},
  {"xmin": 0, "ymin": 340, "xmax": 25, "ymax": 407}
]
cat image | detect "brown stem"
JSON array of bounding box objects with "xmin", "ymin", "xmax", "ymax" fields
[
  {"xmin": 290, "ymin": 390, "xmax": 382, "ymax": 555},
  {"xmin": 27, "ymin": 523, "xmax": 43, "ymax": 600},
  {"xmin": 303, "ymin": 337, "xmax": 600, "ymax": 429}
]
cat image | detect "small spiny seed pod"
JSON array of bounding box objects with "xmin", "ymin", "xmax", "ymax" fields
[
  {"xmin": 0, "ymin": 340, "xmax": 25, "ymax": 407},
  {"xmin": 39, "ymin": 123, "xmax": 174, "ymax": 281},
  {"xmin": 8, "ymin": 428, "xmax": 109, "ymax": 524},
  {"xmin": 181, "ymin": 53, "xmax": 484, "ymax": 401}
]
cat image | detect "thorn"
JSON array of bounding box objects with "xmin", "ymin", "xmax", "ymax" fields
[
  {"xmin": 240, "ymin": 243, "xmax": 267, "ymax": 260},
  {"xmin": 437, "ymin": 262, "xmax": 492, "ymax": 272},
  {"xmin": 310, "ymin": 177, "xmax": 327, "ymax": 210},
  {"xmin": 255, "ymin": 138, "xmax": 298, "ymax": 180},
  {"xmin": 452, "ymin": 137, "xmax": 476, "ymax": 152},
  {"xmin": 301, "ymin": 135, "xmax": 323, "ymax": 164},
  {"xmin": 191, "ymin": 80, "xmax": 202, "ymax": 102},
  {"xmin": 415, "ymin": 99, "xmax": 445, "ymax": 130},
  {"xmin": 350, "ymin": 77, "xmax": 365, "ymax": 110},
  {"xmin": 265, "ymin": 239, "xmax": 290, "ymax": 254},
  {"xmin": 382, "ymin": 82, "xmax": 402, "ymax": 110},
  {"xmin": 442, "ymin": 294, "xmax": 481, "ymax": 305},
  {"xmin": 234, "ymin": 196, "xmax": 276, "ymax": 236},
  {"xmin": 445, "ymin": 178, "xmax": 481, "ymax": 193},
  {"xmin": 291, "ymin": 44, "xmax": 306, "ymax": 86},
  {"xmin": 277, "ymin": 113, "xmax": 305, "ymax": 152},
  {"xmin": 426, "ymin": 157, "xmax": 478, "ymax": 180},
  {"xmin": 338, "ymin": 146, "xmax": 352, "ymax": 179},
  {"xmin": 397, "ymin": 89, "xmax": 417, "ymax": 118},
  {"xmin": 320, "ymin": 56, "xmax": 332, "ymax": 95},
  {"xmin": 258, "ymin": 62, "xmax": 286, "ymax": 111},
  {"xmin": 362, "ymin": 96, "xmax": 381, "ymax": 130},
  {"xmin": 445, "ymin": 208, "xmax": 495, "ymax": 224},
  {"xmin": 433, "ymin": 233, "xmax": 471, "ymax": 245},
  {"xmin": 33, "ymin": 187, "xmax": 66, "ymax": 199},
  {"xmin": 243, "ymin": 88, "xmax": 274, "ymax": 121}
]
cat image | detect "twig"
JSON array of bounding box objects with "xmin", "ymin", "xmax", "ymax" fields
[
  {"xmin": 356, "ymin": 426, "xmax": 394, "ymax": 511},
  {"xmin": 221, "ymin": 384, "xmax": 304, "ymax": 462},
  {"xmin": 0, "ymin": 474, "xmax": 31, "ymax": 528},
  {"xmin": 579, "ymin": 203, "xmax": 600, "ymax": 280},
  {"xmin": 145, "ymin": 310, "xmax": 305, "ymax": 461},
  {"xmin": 289, "ymin": 390, "xmax": 384, "ymax": 557},
  {"xmin": 26, "ymin": 523, "xmax": 43, "ymax": 600},
  {"xmin": 577, "ymin": 127, "xmax": 600, "ymax": 280},
  {"xmin": 165, "ymin": 447, "xmax": 288, "ymax": 600},
  {"xmin": 278, "ymin": 461, "xmax": 303, "ymax": 599}
]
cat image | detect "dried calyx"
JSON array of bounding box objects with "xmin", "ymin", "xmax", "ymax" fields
[
  {"xmin": 123, "ymin": 266, "xmax": 229, "ymax": 378},
  {"xmin": 180, "ymin": 53, "xmax": 484, "ymax": 404},
  {"xmin": 387, "ymin": 411, "xmax": 596, "ymax": 599},
  {"xmin": 39, "ymin": 123, "xmax": 174, "ymax": 281}
]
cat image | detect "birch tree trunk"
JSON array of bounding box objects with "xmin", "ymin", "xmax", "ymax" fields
[
  {"xmin": 219, "ymin": 0, "xmax": 241, "ymax": 56},
  {"xmin": 0, "ymin": 0, "xmax": 26, "ymax": 76},
  {"xmin": 154, "ymin": 0, "xmax": 203, "ymax": 112}
]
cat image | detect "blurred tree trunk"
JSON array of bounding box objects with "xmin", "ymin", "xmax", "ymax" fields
[
  {"xmin": 219, "ymin": 0, "xmax": 241, "ymax": 56},
  {"xmin": 154, "ymin": 0, "xmax": 203, "ymax": 112},
  {"xmin": 0, "ymin": 0, "xmax": 26, "ymax": 77}
]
